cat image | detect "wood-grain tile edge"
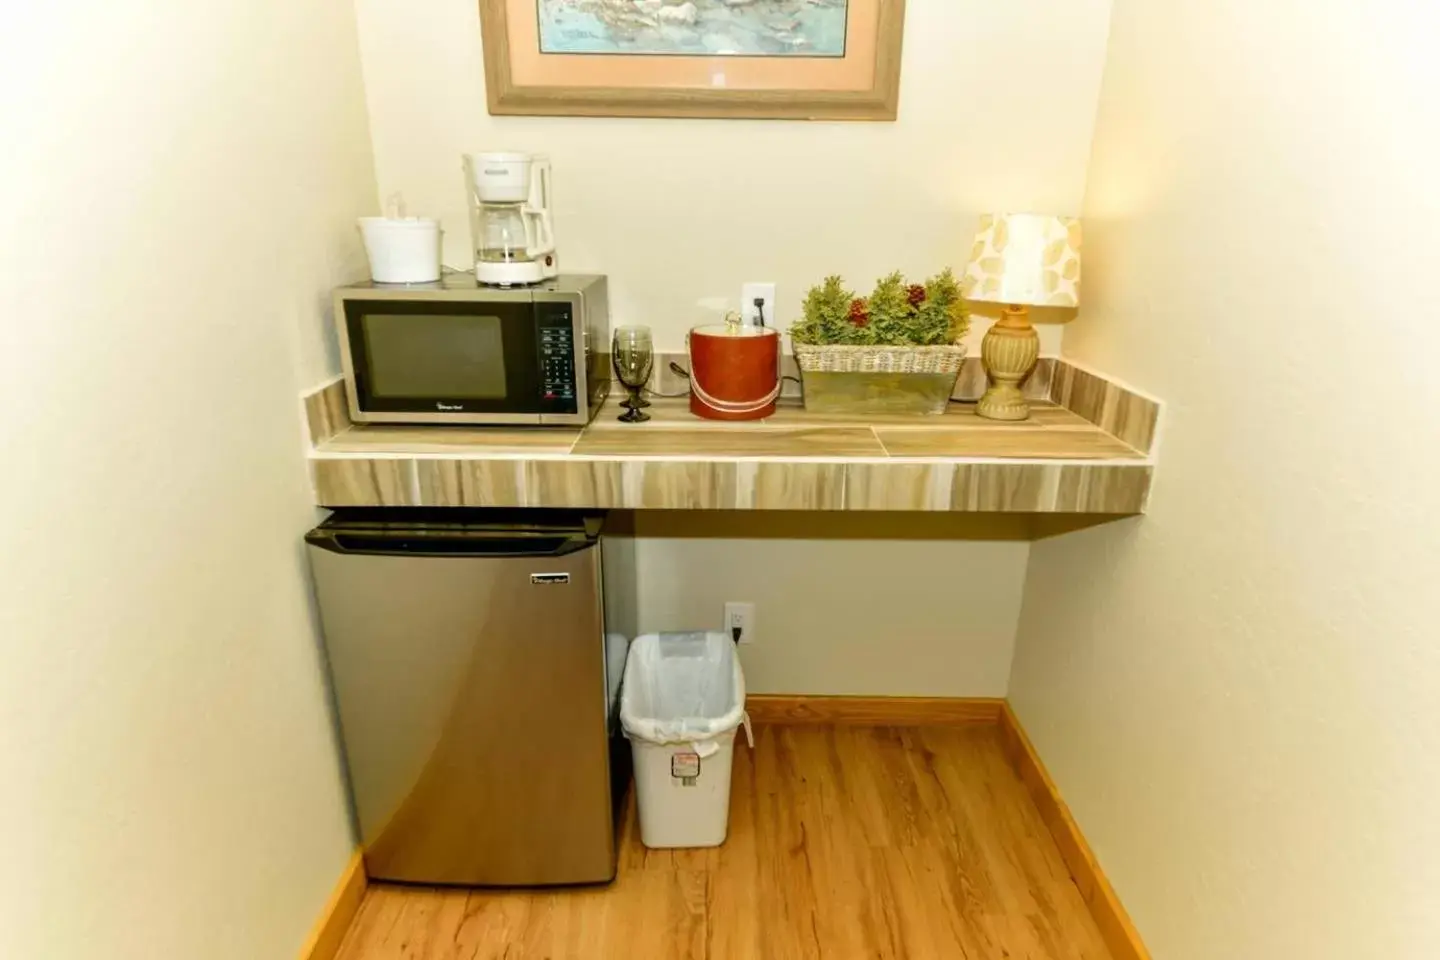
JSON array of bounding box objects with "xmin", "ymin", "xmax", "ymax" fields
[
  {"xmin": 308, "ymin": 459, "xmax": 1150, "ymax": 512},
  {"xmin": 303, "ymin": 378, "xmax": 350, "ymax": 447},
  {"xmin": 745, "ymin": 695, "xmax": 1005, "ymax": 725},
  {"xmin": 312, "ymin": 458, "xmax": 419, "ymax": 507},
  {"xmin": 998, "ymin": 702, "xmax": 1153, "ymax": 960},
  {"xmin": 296, "ymin": 850, "xmax": 367, "ymax": 960},
  {"xmin": 1049, "ymin": 360, "xmax": 1162, "ymax": 455}
]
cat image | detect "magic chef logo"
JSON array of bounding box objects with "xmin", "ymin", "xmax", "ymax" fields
[{"xmin": 435, "ymin": 402, "xmax": 464, "ymax": 411}]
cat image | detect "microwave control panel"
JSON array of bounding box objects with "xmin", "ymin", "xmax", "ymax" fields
[{"xmin": 537, "ymin": 303, "xmax": 579, "ymax": 411}]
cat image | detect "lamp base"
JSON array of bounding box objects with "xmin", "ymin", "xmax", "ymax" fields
[
  {"xmin": 977, "ymin": 305, "xmax": 1040, "ymax": 422},
  {"xmin": 977, "ymin": 382, "xmax": 1031, "ymax": 421}
]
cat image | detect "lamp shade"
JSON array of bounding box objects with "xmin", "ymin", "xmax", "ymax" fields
[{"xmin": 962, "ymin": 214, "xmax": 1082, "ymax": 307}]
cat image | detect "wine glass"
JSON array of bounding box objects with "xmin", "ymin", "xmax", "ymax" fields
[
  {"xmin": 612, "ymin": 326, "xmax": 654, "ymax": 423},
  {"xmin": 618, "ymin": 334, "xmax": 651, "ymax": 411}
]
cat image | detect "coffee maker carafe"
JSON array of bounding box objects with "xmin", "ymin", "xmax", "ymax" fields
[{"xmin": 464, "ymin": 152, "xmax": 558, "ymax": 286}]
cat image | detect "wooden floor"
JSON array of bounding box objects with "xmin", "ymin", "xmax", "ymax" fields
[{"xmin": 334, "ymin": 725, "xmax": 1113, "ymax": 960}]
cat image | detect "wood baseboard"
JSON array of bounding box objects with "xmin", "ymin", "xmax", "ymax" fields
[
  {"xmin": 745, "ymin": 695, "xmax": 1004, "ymax": 725},
  {"xmin": 998, "ymin": 703, "xmax": 1151, "ymax": 960},
  {"xmin": 297, "ymin": 850, "xmax": 367, "ymax": 960}
]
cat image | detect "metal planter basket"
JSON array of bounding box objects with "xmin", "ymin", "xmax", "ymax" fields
[{"xmin": 793, "ymin": 343, "xmax": 967, "ymax": 416}]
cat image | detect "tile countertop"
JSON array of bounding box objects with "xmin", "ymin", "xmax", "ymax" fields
[{"xmin": 304, "ymin": 361, "xmax": 1161, "ymax": 514}]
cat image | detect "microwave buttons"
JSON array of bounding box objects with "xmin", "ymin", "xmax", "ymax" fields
[{"xmin": 539, "ymin": 324, "xmax": 576, "ymax": 408}]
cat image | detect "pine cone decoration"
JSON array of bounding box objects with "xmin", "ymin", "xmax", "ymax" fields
[
  {"xmin": 848, "ymin": 298, "xmax": 871, "ymax": 327},
  {"xmin": 907, "ymin": 284, "xmax": 927, "ymax": 307}
]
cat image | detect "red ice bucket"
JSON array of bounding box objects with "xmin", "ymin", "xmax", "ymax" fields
[{"xmin": 687, "ymin": 325, "xmax": 781, "ymax": 421}]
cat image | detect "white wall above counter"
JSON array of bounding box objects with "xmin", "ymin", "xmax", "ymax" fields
[{"xmin": 350, "ymin": 0, "xmax": 1115, "ymax": 353}]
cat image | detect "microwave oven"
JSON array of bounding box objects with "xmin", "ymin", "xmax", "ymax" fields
[{"xmin": 334, "ymin": 274, "xmax": 609, "ymax": 426}]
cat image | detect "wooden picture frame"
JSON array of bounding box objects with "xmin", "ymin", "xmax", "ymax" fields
[{"xmin": 479, "ymin": 0, "xmax": 906, "ymax": 121}]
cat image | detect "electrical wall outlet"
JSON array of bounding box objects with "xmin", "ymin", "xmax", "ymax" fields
[
  {"xmin": 724, "ymin": 601, "xmax": 756, "ymax": 644},
  {"xmin": 741, "ymin": 282, "xmax": 777, "ymax": 328}
]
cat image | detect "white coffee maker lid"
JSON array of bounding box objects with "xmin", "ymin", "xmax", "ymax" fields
[{"xmin": 467, "ymin": 152, "xmax": 533, "ymax": 204}]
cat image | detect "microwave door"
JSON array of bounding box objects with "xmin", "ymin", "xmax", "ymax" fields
[{"xmin": 341, "ymin": 300, "xmax": 552, "ymax": 424}]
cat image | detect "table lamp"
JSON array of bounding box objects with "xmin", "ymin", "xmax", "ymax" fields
[{"xmin": 962, "ymin": 214, "xmax": 1082, "ymax": 421}]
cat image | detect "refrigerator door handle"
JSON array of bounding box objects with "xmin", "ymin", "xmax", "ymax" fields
[{"xmin": 309, "ymin": 532, "xmax": 591, "ymax": 559}]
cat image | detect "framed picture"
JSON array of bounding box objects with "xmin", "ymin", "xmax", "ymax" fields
[{"xmin": 478, "ymin": 0, "xmax": 906, "ymax": 121}]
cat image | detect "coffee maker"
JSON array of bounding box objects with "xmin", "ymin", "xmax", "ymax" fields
[{"xmin": 464, "ymin": 152, "xmax": 558, "ymax": 286}]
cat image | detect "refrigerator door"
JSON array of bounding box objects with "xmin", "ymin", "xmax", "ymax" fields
[{"xmin": 307, "ymin": 527, "xmax": 615, "ymax": 886}]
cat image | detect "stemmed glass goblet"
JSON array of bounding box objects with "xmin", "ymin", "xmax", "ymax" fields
[{"xmin": 612, "ymin": 326, "xmax": 654, "ymax": 423}]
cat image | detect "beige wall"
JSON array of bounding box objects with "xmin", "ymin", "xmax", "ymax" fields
[
  {"xmin": 0, "ymin": 3, "xmax": 376, "ymax": 958},
  {"xmin": 352, "ymin": 0, "xmax": 1114, "ymax": 351},
  {"xmin": 1009, "ymin": 3, "xmax": 1440, "ymax": 959},
  {"xmin": 351, "ymin": 0, "xmax": 1115, "ymax": 693},
  {"xmin": 635, "ymin": 516, "xmax": 1031, "ymax": 696}
]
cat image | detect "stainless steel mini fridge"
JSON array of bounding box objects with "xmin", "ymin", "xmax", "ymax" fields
[{"xmin": 306, "ymin": 510, "xmax": 634, "ymax": 887}]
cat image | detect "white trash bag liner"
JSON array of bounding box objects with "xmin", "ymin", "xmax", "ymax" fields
[
  {"xmin": 621, "ymin": 632, "xmax": 753, "ymax": 848},
  {"xmin": 621, "ymin": 632, "xmax": 751, "ymax": 756}
]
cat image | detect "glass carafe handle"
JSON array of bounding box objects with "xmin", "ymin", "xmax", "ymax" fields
[
  {"xmin": 523, "ymin": 160, "xmax": 555, "ymax": 257},
  {"xmin": 526, "ymin": 208, "xmax": 555, "ymax": 257}
]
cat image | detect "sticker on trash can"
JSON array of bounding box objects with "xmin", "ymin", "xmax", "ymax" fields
[{"xmin": 672, "ymin": 751, "xmax": 701, "ymax": 785}]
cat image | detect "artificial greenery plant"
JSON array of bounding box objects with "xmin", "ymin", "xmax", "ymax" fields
[{"xmin": 790, "ymin": 269, "xmax": 970, "ymax": 347}]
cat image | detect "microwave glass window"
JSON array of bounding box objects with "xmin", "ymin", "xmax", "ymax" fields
[{"xmin": 361, "ymin": 313, "xmax": 507, "ymax": 399}]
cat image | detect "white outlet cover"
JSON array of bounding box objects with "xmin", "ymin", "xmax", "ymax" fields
[
  {"xmin": 724, "ymin": 601, "xmax": 756, "ymax": 644},
  {"xmin": 741, "ymin": 282, "xmax": 777, "ymax": 327}
]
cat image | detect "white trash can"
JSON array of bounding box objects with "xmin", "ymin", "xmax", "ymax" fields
[{"xmin": 621, "ymin": 632, "xmax": 752, "ymax": 849}]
